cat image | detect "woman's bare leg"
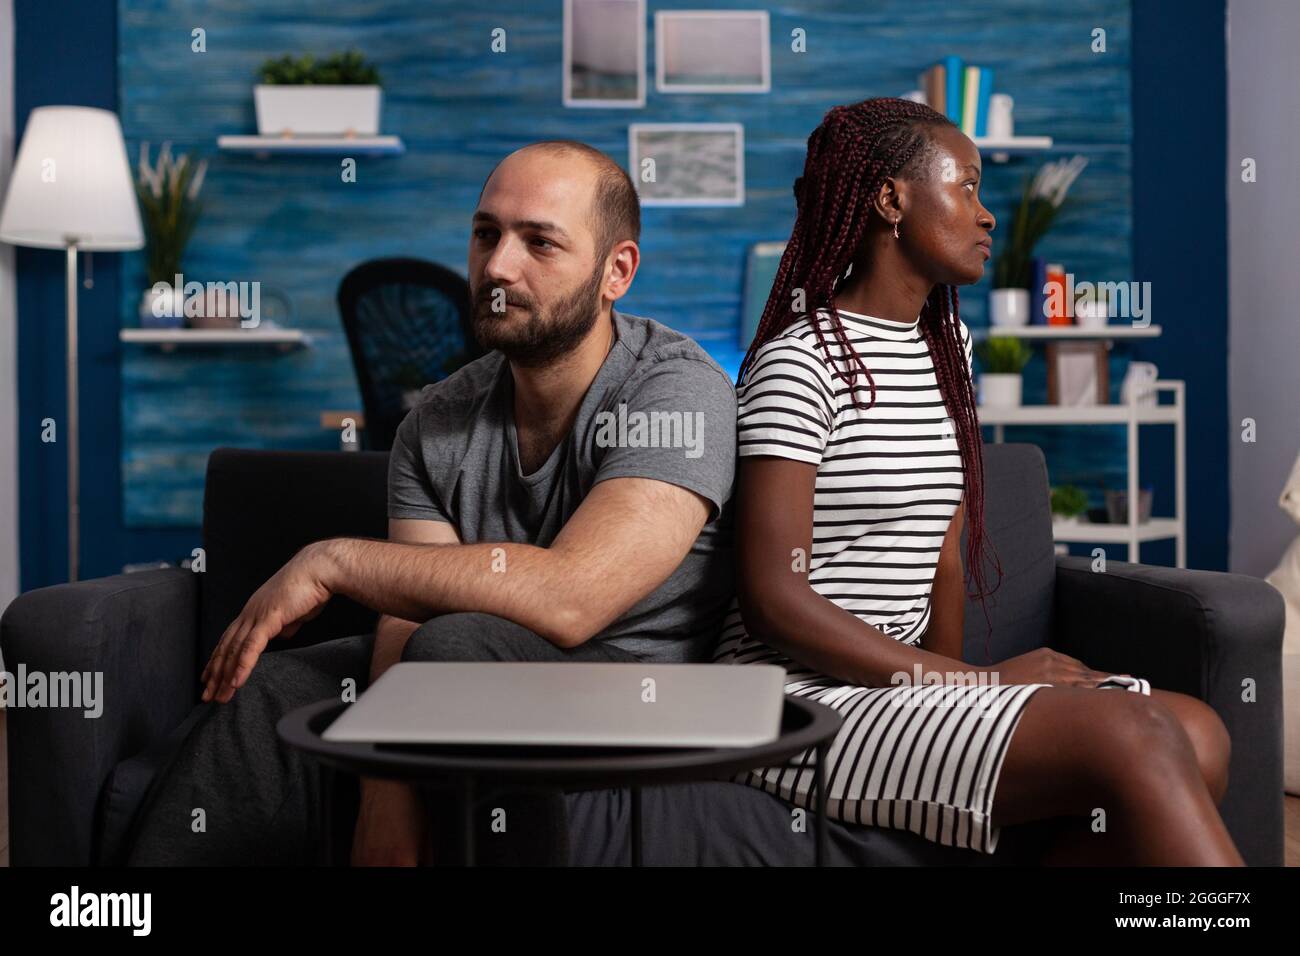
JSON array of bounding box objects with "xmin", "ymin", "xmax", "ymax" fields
[
  {"xmin": 990, "ymin": 686, "xmax": 1243, "ymax": 866},
  {"xmin": 1034, "ymin": 688, "xmax": 1234, "ymax": 866}
]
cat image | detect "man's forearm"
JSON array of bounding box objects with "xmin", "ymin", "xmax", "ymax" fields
[{"xmin": 319, "ymin": 537, "xmax": 585, "ymax": 646}]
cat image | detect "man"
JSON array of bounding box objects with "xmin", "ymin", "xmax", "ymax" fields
[{"xmin": 126, "ymin": 140, "xmax": 737, "ymax": 866}]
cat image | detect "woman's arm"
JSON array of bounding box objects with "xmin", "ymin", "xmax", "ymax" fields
[
  {"xmin": 737, "ymin": 456, "xmax": 974, "ymax": 688},
  {"xmin": 919, "ymin": 503, "xmax": 965, "ymax": 661}
]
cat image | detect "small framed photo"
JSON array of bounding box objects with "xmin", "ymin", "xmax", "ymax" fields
[
  {"xmin": 655, "ymin": 10, "xmax": 770, "ymax": 94},
  {"xmin": 563, "ymin": 0, "xmax": 646, "ymax": 108},
  {"xmin": 628, "ymin": 123, "xmax": 744, "ymax": 206}
]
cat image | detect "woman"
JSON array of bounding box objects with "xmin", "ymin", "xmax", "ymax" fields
[{"xmin": 713, "ymin": 98, "xmax": 1242, "ymax": 865}]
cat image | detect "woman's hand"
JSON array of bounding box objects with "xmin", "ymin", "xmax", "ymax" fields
[{"xmin": 982, "ymin": 647, "xmax": 1127, "ymax": 689}]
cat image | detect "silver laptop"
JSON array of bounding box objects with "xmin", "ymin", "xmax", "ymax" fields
[{"xmin": 322, "ymin": 662, "xmax": 787, "ymax": 748}]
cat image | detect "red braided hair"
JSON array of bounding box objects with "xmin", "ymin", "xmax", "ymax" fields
[{"xmin": 740, "ymin": 96, "xmax": 1003, "ymax": 660}]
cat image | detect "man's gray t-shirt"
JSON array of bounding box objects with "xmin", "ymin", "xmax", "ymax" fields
[{"xmin": 387, "ymin": 307, "xmax": 737, "ymax": 662}]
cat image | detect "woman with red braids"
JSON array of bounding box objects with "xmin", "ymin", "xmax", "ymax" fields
[{"xmin": 712, "ymin": 97, "xmax": 1242, "ymax": 864}]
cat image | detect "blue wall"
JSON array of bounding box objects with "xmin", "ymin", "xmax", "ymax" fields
[
  {"xmin": 14, "ymin": 0, "xmax": 1229, "ymax": 588},
  {"xmin": 115, "ymin": 0, "xmax": 1133, "ymax": 528}
]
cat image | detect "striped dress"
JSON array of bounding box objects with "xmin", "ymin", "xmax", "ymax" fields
[{"xmin": 712, "ymin": 306, "xmax": 1151, "ymax": 854}]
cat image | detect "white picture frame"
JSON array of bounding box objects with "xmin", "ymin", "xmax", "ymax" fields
[
  {"xmin": 655, "ymin": 10, "xmax": 770, "ymax": 94},
  {"xmin": 563, "ymin": 0, "xmax": 646, "ymax": 108},
  {"xmin": 628, "ymin": 123, "xmax": 745, "ymax": 207}
]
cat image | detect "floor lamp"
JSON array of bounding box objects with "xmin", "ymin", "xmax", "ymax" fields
[{"xmin": 0, "ymin": 106, "xmax": 143, "ymax": 582}]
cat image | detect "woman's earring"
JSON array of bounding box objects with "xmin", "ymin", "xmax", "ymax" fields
[{"xmin": 893, "ymin": 220, "xmax": 901, "ymax": 240}]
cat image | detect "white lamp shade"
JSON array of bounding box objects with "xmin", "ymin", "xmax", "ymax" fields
[{"xmin": 0, "ymin": 106, "xmax": 143, "ymax": 251}]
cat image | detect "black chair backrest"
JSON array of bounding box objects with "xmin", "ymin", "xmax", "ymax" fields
[
  {"xmin": 200, "ymin": 448, "xmax": 390, "ymax": 660},
  {"xmin": 337, "ymin": 257, "xmax": 483, "ymax": 450}
]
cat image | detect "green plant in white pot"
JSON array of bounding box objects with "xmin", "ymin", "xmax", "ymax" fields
[
  {"xmin": 1050, "ymin": 484, "xmax": 1089, "ymax": 526},
  {"xmin": 134, "ymin": 142, "xmax": 207, "ymax": 326},
  {"xmin": 254, "ymin": 51, "xmax": 383, "ymax": 137},
  {"xmin": 974, "ymin": 335, "xmax": 1032, "ymax": 407},
  {"xmin": 990, "ymin": 154, "xmax": 1088, "ymax": 327}
]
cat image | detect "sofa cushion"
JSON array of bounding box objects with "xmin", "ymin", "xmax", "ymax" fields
[
  {"xmin": 564, "ymin": 782, "xmax": 1051, "ymax": 865},
  {"xmin": 960, "ymin": 443, "xmax": 1057, "ymax": 664}
]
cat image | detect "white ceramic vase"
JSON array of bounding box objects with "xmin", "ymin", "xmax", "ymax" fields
[{"xmin": 989, "ymin": 288, "xmax": 1030, "ymax": 327}]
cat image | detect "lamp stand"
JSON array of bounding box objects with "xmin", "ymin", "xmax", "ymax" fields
[{"xmin": 65, "ymin": 241, "xmax": 80, "ymax": 582}]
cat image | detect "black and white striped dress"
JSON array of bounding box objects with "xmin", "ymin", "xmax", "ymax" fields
[{"xmin": 712, "ymin": 306, "xmax": 1151, "ymax": 854}]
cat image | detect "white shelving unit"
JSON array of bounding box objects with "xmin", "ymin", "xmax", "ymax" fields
[{"xmin": 978, "ymin": 380, "xmax": 1187, "ymax": 568}]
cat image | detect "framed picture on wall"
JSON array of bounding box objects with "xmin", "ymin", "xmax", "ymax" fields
[
  {"xmin": 628, "ymin": 123, "xmax": 744, "ymax": 206},
  {"xmin": 563, "ymin": 0, "xmax": 646, "ymax": 108},
  {"xmin": 655, "ymin": 10, "xmax": 770, "ymax": 93}
]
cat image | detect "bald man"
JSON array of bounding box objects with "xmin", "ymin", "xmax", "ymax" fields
[{"xmin": 126, "ymin": 141, "xmax": 737, "ymax": 866}]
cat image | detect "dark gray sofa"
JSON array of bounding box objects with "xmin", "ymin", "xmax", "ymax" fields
[{"xmin": 0, "ymin": 443, "xmax": 1285, "ymax": 865}]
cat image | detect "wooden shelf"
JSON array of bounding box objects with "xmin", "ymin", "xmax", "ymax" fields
[
  {"xmin": 120, "ymin": 327, "xmax": 311, "ymax": 351},
  {"xmin": 217, "ymin": 134, "xmax": 405, "ymax": 156}
]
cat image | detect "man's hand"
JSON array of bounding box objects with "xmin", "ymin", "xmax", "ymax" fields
[{"xmin": 200, "ymin": 542, "xmax": 334, "ymax": 703}]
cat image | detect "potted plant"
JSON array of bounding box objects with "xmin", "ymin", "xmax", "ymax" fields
[
  {"xmin": 134, "ymin": 142, "xmax": 207, "ymax": 327},
  {"xmin": 1050, "ymin": 484, "xmax": 1089, "ymax": 525},
  {"xmin": 990, "ymin": 155, "xmax": 1088, "ymax": 327},
  {"xmin": 974, "ymin": 335, "xmax": 1031, "ymax": 407},
  {"xmin": 254, "ymin": 51, "xmax": 383, "ymax": 137}
]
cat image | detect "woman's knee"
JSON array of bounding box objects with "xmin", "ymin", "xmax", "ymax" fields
[
  {"xmin": 1151, "ymin": 691, "xmax": 1232, "ymax": 804},
  {"xmin": 1056, "ymin": 692, "xmax": 1198, "ymax": 802}
]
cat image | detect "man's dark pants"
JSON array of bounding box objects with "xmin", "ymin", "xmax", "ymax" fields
[{"xmin": 125, "ymin": 612, "xmax": 640, "ymax": 866}]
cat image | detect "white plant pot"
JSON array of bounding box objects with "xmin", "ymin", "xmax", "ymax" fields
[
  {"xmin": 989, "ymin": 288, "xmax": 1030, "ymax": 327},
  {"xmin": 979, "ymin": 372, "xmax": 1023, "ymax": 408},
  {"xmin": 254, "ymin": 85, "xmax": 382, "ymax": 136}
]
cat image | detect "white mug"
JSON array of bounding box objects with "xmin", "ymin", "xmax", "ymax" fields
[{"xmin": 1121, "ymin": 362, "xmax": 1159, "ymax": 407}]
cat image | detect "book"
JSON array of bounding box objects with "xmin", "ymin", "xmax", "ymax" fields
[
  {"xmin": 943, "ymin": 55, "xmax": 964, "ymax": 126},
  {"xmin": 925, "ymin": 63, "xmax": 945, "ymax": 114},
  {"xmin": 962, "ymin": 66, "xmax": 980, "ymax": 137},
  {"xmin": 1030, "ymin": 256, "xmax": 1048, "ymax": 324},
  {"xmin": 1045, "ymin": 262, "xmax": 1073, "ymax": 325},
  {"xmin": 975, "ymin": 66, "xmax": 993, "ymax": 137}
]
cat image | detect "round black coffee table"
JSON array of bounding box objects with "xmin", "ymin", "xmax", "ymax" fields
[{"xmin": 278, "ymin": 695, "xmax": 843, "ymax": 866}]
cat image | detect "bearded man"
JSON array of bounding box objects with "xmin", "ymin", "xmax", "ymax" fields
[{"xmin": 125, "ymin": 141, "xmax": 738, "ymax": 866}]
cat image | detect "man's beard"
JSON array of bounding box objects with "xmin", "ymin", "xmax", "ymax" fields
[{"xmin": 470, "ymin": 261, "xmax": 604, "ymax": 368}]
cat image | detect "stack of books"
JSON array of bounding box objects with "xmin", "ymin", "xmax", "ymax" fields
[{"xmin": 919, "ymin": 56, "xmax": 994, "ymax": 138}]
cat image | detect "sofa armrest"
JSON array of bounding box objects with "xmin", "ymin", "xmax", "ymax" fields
[
  {"xmin": 1051, "ymin": 555, "xmax": 1285, "ymax": 866},
  {"xmin": 0, "ymin": 567, "xmax": 200, "ymax": 866}
]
